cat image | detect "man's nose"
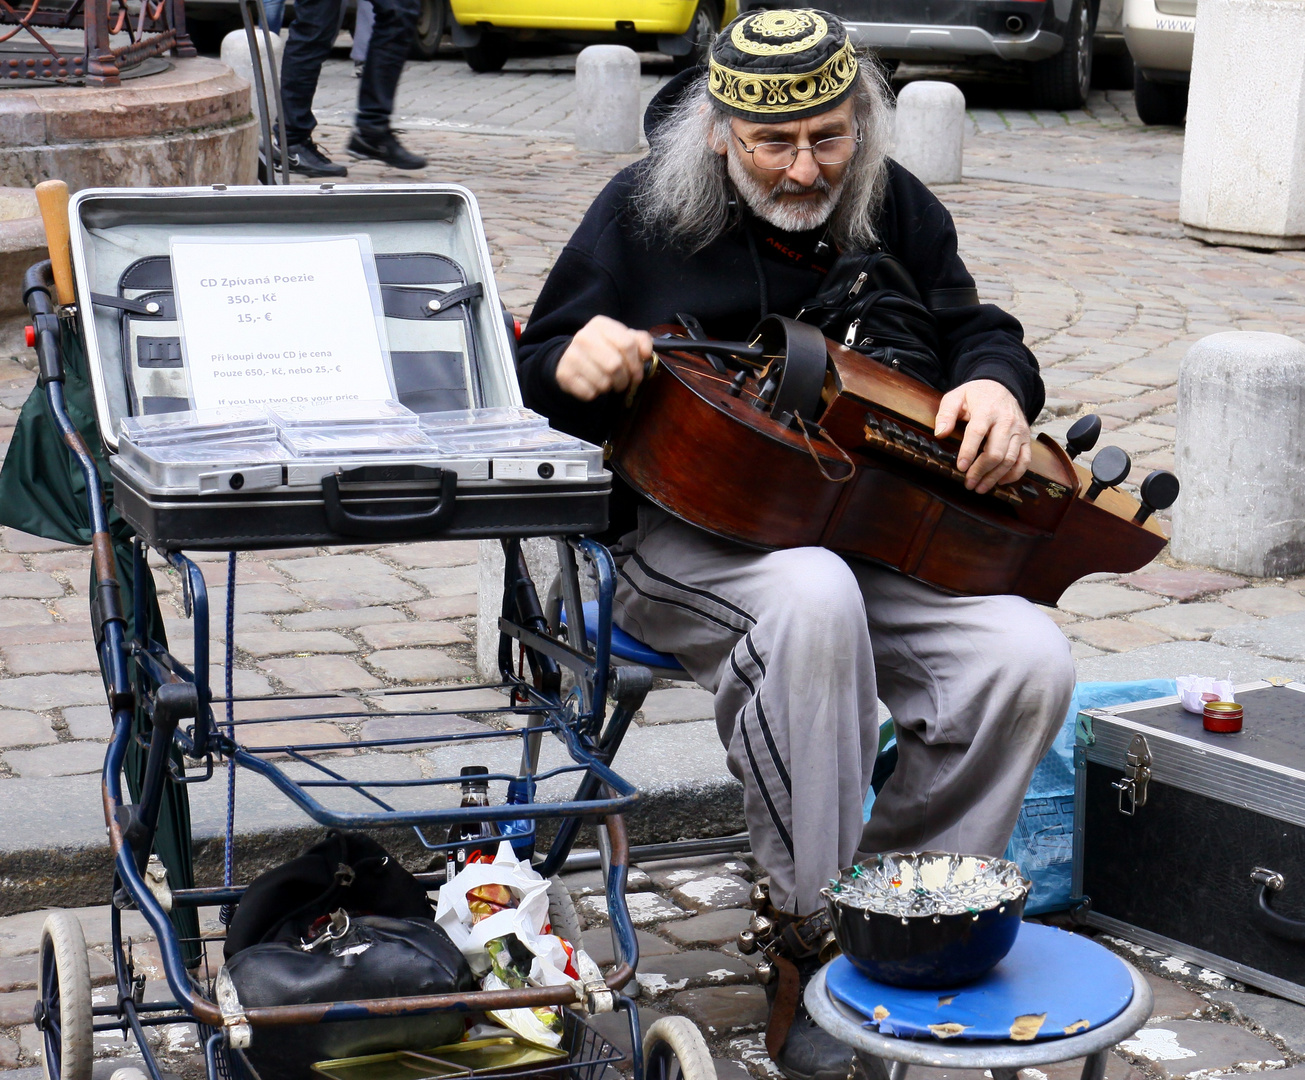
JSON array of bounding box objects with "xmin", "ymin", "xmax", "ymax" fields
[{"xmin": 785, "ymin": 146, "xmax": 821, "ymax": 186}]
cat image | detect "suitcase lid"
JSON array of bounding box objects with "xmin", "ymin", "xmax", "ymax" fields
[
  {"xmin": 68, "ymin": 184, "xmax": 520, "ymax": 454},
  {"xmin": 1078, "ymin": 681, "xmax": 1305, "ymax": 826}
]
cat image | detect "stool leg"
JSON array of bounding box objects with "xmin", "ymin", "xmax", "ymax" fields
[
  {"xmin": 888, "ymin": 1060, "xmax": 910, "ymax": 1080},
  {"xmin": 1080, "ymin": 1052, "xmax": 1109, "ymax": 1080},
  {"xmin": 992, "ymin": 1069, "xmax": 1020, "ymax": 1080}
]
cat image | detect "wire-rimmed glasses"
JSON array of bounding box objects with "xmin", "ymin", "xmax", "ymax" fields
[{"xmin": 734, "ymin": 132, "xmax": 862, "ymax": 170}]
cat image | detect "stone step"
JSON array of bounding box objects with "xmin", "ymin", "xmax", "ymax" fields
[{"xmin": 0, "ymin": 720, "xmax": 741, "ymax": 913}]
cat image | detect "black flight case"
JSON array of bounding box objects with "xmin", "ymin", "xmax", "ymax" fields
[{"xmin": 1074, "ymin": 680, "xmax": 1305, "ymax": 1004}]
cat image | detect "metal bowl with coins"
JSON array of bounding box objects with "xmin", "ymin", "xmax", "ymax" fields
[{"xmin": 822, "ymin": 852, "xmax": 1030, "ymax": 988}]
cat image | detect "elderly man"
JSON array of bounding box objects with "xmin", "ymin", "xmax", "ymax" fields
[{"xmin": 517, "ymin": 12, "xmax": 1074, "ymax": 1078}]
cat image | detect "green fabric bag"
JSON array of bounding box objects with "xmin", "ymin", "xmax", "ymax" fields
[{"xmin": 0, "ymin": 322, "xmax": 201, "ymax": 965}]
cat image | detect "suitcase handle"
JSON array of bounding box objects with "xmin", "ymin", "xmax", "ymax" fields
[
  {"xmin": 1251, "ymin": 868, "xmax": 1305, "ymax": 943},
  {"xmin": 321, "ymin": 469, "xmax": 457, "ymax": 538}
]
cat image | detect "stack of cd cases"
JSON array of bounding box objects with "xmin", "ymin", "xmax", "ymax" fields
[{"xmin": 110, "ymin": 400, "xmax": 609, "ymax": 549}]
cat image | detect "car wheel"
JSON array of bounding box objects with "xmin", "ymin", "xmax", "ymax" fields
[
  {"xmin": 671, "ymin": 0, "xmax": 720, "ymax": 72},
  {"xmin": 409, "ymin": 0, "xmax": 447, "ymax": 60},
  {"xmin": 463, "ymin": 31, "xmax": 509, "ymax": 72},
  {"xmin": 1133, "ymin": 68, "xmax": 1188, "ymax": 125},
  {"xmin": 1030, "ymin": 0, "xmax": 1095, "ymax": 110}
]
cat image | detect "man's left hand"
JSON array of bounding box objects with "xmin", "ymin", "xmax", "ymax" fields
[{"xmin": 934, "ymin": 379, "xmax": 1032, "ymax": 495}]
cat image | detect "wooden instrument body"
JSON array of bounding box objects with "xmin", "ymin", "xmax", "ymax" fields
[{"xmin": 610, "ymin": 334, "xmax": 1168, "ymax": 606}]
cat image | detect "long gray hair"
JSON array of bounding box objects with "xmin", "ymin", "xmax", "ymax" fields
[{"xmin": 634, "ymin": 62, "xmax": 894, "ymax": 252}]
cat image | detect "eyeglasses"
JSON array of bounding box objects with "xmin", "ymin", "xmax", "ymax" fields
[{"xmin": 734, "ymin": 132, "xmax": 862, "ymax": 170}]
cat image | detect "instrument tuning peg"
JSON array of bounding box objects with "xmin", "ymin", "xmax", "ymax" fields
[
  {"xmin": 1133, "ymin": 470, "xmax": 1180, "ymax": 524},
  {"xmin": 1086, "ymin": 446, "xmax": 1132, "ymax": 500},
  {"xmin": 1065, "ymin": 414, "xmax": 1102, "ymax": 460}
]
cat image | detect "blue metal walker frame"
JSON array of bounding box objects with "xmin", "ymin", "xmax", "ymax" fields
[{"xmin": 23, "ymin": 262, "xmax": 653, "ymax": 1080}]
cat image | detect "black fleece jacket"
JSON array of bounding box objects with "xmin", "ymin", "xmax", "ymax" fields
[{"xmin": 516, "ymin": 151, "xmax": 1045, "ymax": 536}]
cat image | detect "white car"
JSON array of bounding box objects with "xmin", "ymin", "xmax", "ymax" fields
[{"xmin": 1122, "ymin": 0, "xmax": 1194, "ymax": 124}]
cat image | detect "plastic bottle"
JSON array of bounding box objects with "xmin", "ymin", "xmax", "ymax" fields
[{"xmin": 447, "ymin": 765, "xmax": 501, "ymax": 877}]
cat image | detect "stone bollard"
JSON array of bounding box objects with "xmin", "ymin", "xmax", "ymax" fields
[
  {"xmin": 574, "ymin": 45, "xmax": 641, "ymax": 153},
  {"xmin": 221, "ymin": 28, "xmax": 284, "ymax": 133},
  {"xmin": 892, "ymin": 80, "xmax": 965, "ymax": 186},
  {"xmin": 1172, "ymin": 332, "xmax": 1305, "ymax": 577},
  {"xmin": 1179, "ymin": 0, "xmax": 1305, "ymax": 249}
]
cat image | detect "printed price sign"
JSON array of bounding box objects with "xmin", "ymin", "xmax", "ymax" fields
[{"xmin": 170, "ymin": 236, "xmax": 394, "ymax": 410}]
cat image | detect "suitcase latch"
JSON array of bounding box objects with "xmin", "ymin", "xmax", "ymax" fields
[{"xmin": 1113, "ymin": 733, "xmax": 1152, "ymax": 816}]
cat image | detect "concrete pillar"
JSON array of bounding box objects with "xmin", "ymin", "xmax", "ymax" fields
[
  {"xmin": 574, "ymin": 45, "xmax": 641, "ymax": 153},
  {"xmin": 221, "ymin": 28, "xmax": 284, "ymax": 133},
  {"xmin": 1172, "ymin": 332, "xmax": 1305, "ymax": 577},
  {"xmin": 1179, "ymin": 0, "xmax": 1305, "ymax": 250},
  {"xmin": 892, "ymin": 80, "xmax": 965, "ymax": 186}
]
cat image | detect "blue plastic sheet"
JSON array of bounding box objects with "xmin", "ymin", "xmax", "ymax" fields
[{"xmin": 863, "ymin": 680, "xmax": 1178, "ymax": 914}]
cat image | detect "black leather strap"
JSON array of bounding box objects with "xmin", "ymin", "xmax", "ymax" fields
[
  {"xmin": 381, "ymin": 282, "xmax": 483, "ymax": 320},
  {"xmin": 927, "ymin": 286, "xmax": 981, "ymax": 310},
  {"xmin": 93, "ymin": 291, "xmax": 174, "ymax": 317}
]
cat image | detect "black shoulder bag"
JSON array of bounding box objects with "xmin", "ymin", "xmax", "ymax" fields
[{"xmin": 796, "ymin": 248, "xmax": 974, "ymax": 391}]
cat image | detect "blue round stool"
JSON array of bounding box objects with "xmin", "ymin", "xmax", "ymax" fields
[{"xmin": 806, "ymin": 923, "xmax": 1154, "ymax": 1080}]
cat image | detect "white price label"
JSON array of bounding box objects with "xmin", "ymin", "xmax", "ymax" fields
[{"xmin": 171, "ymin": 236, "xmax": 393, "ymax": 411}]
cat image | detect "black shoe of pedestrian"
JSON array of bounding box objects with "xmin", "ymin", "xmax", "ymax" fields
[
  {"xmin": 347, "ymin": 128, "xmax": 427, "ymax": 170},
  {"xmin": 284, "ymin": 139, "xmax": 347, "ymax": 177},
  {"xmin": 353, "ymin": 60, "xmax": 364, "ymax": 77}
]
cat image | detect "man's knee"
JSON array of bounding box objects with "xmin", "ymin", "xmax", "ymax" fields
[
  {"xmin": 999, "ymin": 602, "xmax": 1075, "ymax": 722},
  {"xmin": 762, "ymin": 547, "xmax": 865, "ymax": 631}
]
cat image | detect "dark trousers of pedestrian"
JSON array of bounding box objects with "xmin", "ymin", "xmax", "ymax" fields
[{"xmin": 279, "ymin": 0, "xmax": 418, "ymax": 144}]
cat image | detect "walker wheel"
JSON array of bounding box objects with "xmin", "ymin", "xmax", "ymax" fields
[
  {"xmin": 643, "ymin": 1016, "xmax": 716, "ymax": 1080},
  {"xmin": 36, "ymin": 912, "xmax": 93, "ymax": 1080},
  {"xmin": 547, "ymin": 875, "xmax": 583, "ymax": 951}
]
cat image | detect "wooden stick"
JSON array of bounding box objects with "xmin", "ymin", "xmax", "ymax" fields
[{"xmin": 35, "ymin": 180, "xmax": 76, "ymax": 307}]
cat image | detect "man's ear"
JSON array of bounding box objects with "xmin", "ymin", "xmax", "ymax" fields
[{"xmin": 708, "ymin": 111, "xmax": 730, "ymax": 157}]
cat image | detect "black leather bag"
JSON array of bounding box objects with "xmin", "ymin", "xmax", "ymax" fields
[
  {"xmin": 224, "ymin": 831, "xmax": 434, "ymax": 960},
  {"xmin": 797, "ymin": 248, "xmax": 946, "ymax": 389},
  {"xmin": 226, "ymin": 914, "xmax": 477, "ymax": 1080}
]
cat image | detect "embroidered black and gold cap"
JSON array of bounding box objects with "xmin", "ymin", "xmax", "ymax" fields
[{"xmin": 708, "ymin": 9, "xmax": 859, "ymax": 123}]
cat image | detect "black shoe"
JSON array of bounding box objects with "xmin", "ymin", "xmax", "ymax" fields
[
  {"xmin": 347, "ymin": 128, "xmax": 427, "ymax": 170},
  {"xmin": 353, "ymin": 60, "xmax": 364, "ymax": 77},
  {"xmin": 284, "ymin": 139, "xmax": 347, "ymax": 177},
  {"xmin": 771, "ymin": 995, "xmax": 856, "ymax": 1080},
  {"xmin": 766, "ymin": 958, "xmax": 856, "ymax": 1080}
]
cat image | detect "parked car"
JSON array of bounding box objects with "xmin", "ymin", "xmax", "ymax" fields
[
  {"xmin": 738, "ymin": 0, "xmax": 1127, "ymax": 110},
  {"xmin": 1122, "ymin": 0, "xmax": 1192, "ymax": 124},
  {"xmin": 448, "ymin": 0, "xmax": 736, "ymax": 72}
]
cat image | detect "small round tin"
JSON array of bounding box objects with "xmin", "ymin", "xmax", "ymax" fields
[{"xmin": 1203, "ymin": 700, "xmax": 1244, "ymax": 733}]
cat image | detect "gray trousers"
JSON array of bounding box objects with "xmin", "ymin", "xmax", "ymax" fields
[{"xmin": 613, "ymin": 508, "xmax": 1075, "ymax": 916}]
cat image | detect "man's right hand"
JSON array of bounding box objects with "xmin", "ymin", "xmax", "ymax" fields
[{"xmin": 554, "ymin": 315, "xmax": 653, "ymax": 402}]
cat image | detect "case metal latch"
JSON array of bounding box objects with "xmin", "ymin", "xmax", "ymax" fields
[{"xmin": 1113, "ymin": 733, "xmax": 1152, "ymax": 816}]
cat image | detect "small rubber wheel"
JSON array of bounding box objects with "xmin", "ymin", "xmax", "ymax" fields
[
  {"xmin": 1133, "ymin": 68, "xmax": 1188, "ymax": 125},
  {"xmin": 409, "ymin": 0, "xmax": 447, "ymax": 61},
  {"xmin": 463, "ymin": 32, "xmax": 509, "ymax": 72},
  {"xmin": 643, "ymin": 1016, "xmax": 716, "ymax": 1080},
  {"xmin": 547, "ymin": 876, "xmax": 583, "ymax": 951},
  {"xmin": 37, "ymin": 912, "xmax": 93, "ymax": 1080}
]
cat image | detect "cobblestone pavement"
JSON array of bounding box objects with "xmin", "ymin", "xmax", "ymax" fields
[
  {"xmin": 1, "ymin": 855, "xmax": 1304, "ymax": 1080},
  {"xmin": 2, "ymin": 48, "xmax": 1305, "ymax": 1080}
]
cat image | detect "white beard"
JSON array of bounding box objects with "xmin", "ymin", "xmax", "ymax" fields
[{"xmin": 726, "ymin": 142, "xmax": 843, "ymax": 233}]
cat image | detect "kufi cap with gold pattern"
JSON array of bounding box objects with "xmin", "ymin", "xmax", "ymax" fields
[{"xmin": 708, "ymin": 8, "xmax": 859, "ymax": 123}]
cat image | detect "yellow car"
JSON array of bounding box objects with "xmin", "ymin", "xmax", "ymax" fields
[{"xmin": 449, "ymin": 0, "xmax": 737, "ymax": 71}]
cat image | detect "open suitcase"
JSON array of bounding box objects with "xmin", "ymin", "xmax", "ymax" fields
[{"xmin": 68, "ymin": 183, "xmax": 610, "ymax": 550}]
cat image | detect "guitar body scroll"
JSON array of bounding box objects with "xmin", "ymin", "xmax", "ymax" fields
[{"xmin": 609, "ymin": 325, "xmax": 1170, "ymax": 606}]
